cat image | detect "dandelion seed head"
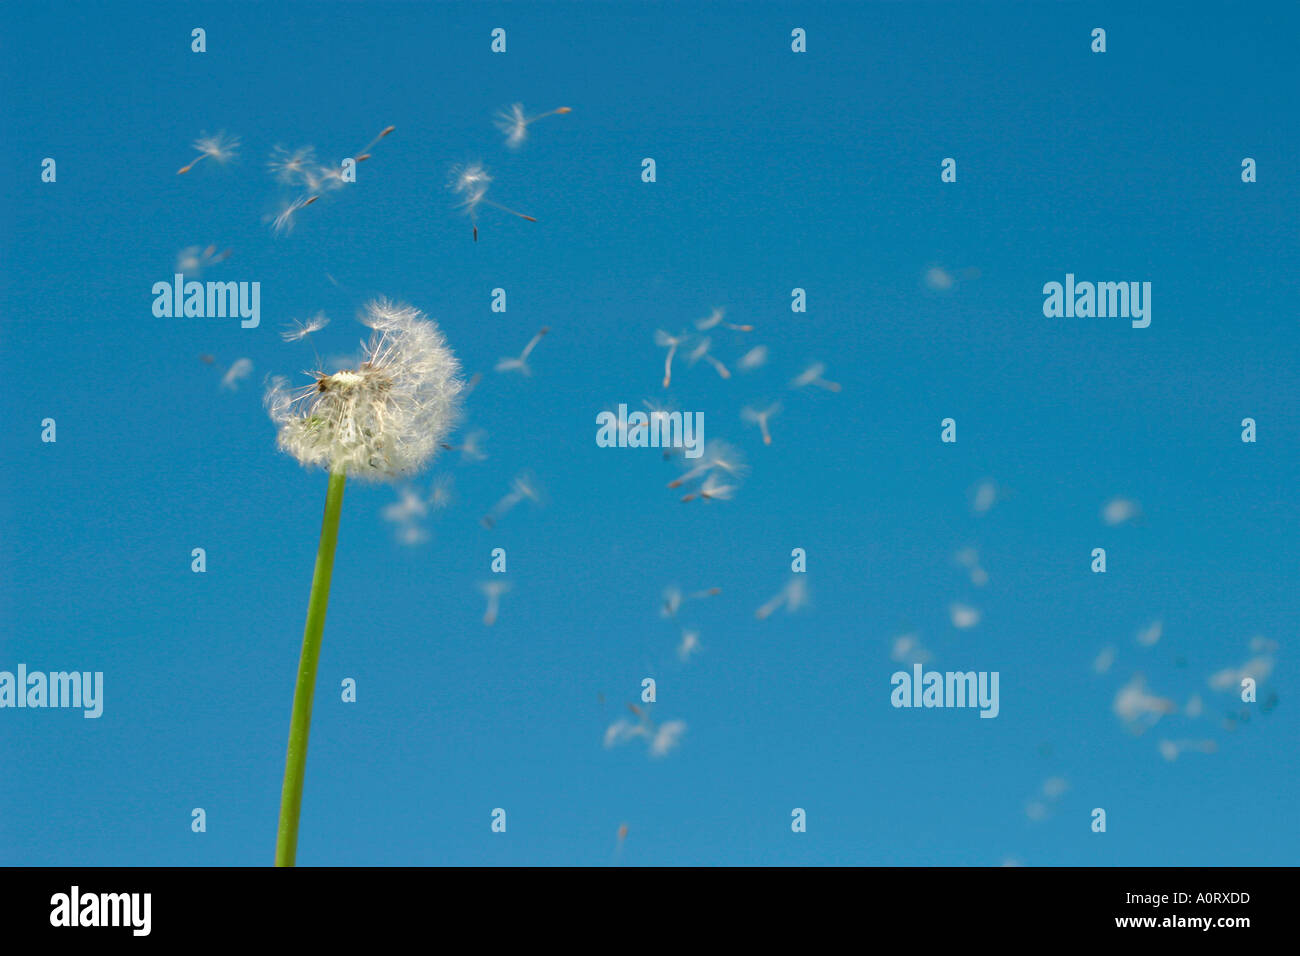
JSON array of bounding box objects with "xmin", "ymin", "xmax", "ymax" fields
[{"xmin": 266, "ymin": 299, "xmax": 463, "ymax": 482}]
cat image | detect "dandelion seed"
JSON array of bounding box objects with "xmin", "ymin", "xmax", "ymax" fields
[
  {"xmin": 1113, "ymin": 673, "xmax": 1176, "ymax": 730},
  {"xmin": 677, "ymin": 630, "xmax": 701, "ymax": 662},
  {"xmin": 1208, "ymin": 655, "xmax": 1274, "ymax": 691},
  {"xmin": 741, "ymin": 402, "xmax": 781, "ymax": 445},
  {"xmin": 755, "ymin": 577, "xmax": 808, "ymax": 620},
  {"xmin": 382, "ymin": 486, "xmax": 428, "ymax": 525},
  {"xmin": 972, "ymin": 480, "xmax": 998, "ymax": 515},
  {"xmin": 650, "ymin": 720, "xmax": 687, "ymax": 757},
  {"xmin": 789, "ymin": 362, "xmax": 842, "ymax": 392},
  {"xmin": 281, "ymin": 312, "xmax": 331, "ymax": 343},
  {"xmin": 494, "ymin": 103, "xmax": 572, "ymax": 149},
  {"xmin": 481, "ymin": 472, "xmax": 542, "ymax": 528},
  {"xmin": 1137, "ymin": 620, "xmax": 1163, "ymax": 647},
  {"xmin": 440, "ymin": 428, "xmax": 488, "ymax": 463},
  {"xmin": 668, "ymin": 441, "xmax": 745, "ymax": 489},
  {"xmin": 449, "ymin": 162, "xmax": 536, "ymax": 241},
  {"xmin": 687, "ymin": 337, "xmax": 731, "ymax": 379},
  {"xmin": 681, "ymin": 472, "xmax": 737, "ymax": 502},
  {"xmin": 949, "ymin": 603, "xmax": 981, "ymax": 630},
  {"xmin": 925, "ymin": 266, "xmax": 955, "ymax": 291},
  {"xmin": 268, "ymin": 146, "xmax": 319, "ymax": 186},
  {"xmin": 221, "ymin": 358, "xmax": 253, "ymax": 391},
  {"xmin": 352, "ymin": 124, "xmax": 395, "ymax": 162},
  {"xmin": 954, "ymin": 547, "xmax": 988, "ymax": 587},
  {"xmin": 176, "ymin": 243, "xmax": 231, "ymax": 278},
  {"xmin": 1185, "ymin": 694, "xmax": 1203, "ymax": 718},
  {"xmin": 480, "ymin": 580, "xmax": 510, "ymax": 626},
  {"xmin": 1158, "ymin": 738, "xmax": 1217, "ymax": 762},
  {"xmin": 654, "ymin": 330, "xmax": 686, "ymax": 388},
  {"xmin": 397, "ymin": 524, "xmax": 429, "ymax": 546},
  {"xmin": 737, "ymin": 346, "xmax": 768, "ymax": 372},
  {"xmin": 1102, "ymin": 497, "xmax": 1141, "ymax": 526},
  {"xmin": 694, "ymin": 307, "xmax": 752, "ymax": 333},
  {"xmin": 1093, "ymin": 646, "xmax": 1116, "ymax": 675},
  {"xmin": 495, "ymin": 327, "xmax": 549, "ymax": 375},
  {"xmin": 271, "ymin": 194, "xmax": 321, "ymax": 235},
  {"xmin": 265, "ymin": 298, "xmax": 463, "ymax": 481},
  {"xmin": 891, "ymin": 633, "xmax": 932, "ymax": 665},
  {"xmin": 177, "ymin": 131, "xmax": 239, "ymax": 174}
]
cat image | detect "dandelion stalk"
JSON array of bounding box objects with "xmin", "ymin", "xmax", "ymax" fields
[
  {"xmin": 275, "ymin": 470, "xmax": 346, "ymax": 867},
  {"xmin": 265, "ymin": 299, "xmax": 463, "ymax": 866}
]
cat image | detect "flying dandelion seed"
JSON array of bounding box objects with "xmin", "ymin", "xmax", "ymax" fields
[
  {"xmin": 382, "ymin": 486, "xmax": 428, "ymax": 525},
  {"xmin": 677, "ymin": 630, "xmax": 701, "ymax": 662},
  {"xmin": 1185, "ymin": 694, "xmax": 1204, "ymax": 718},
  {"xmin": 177, "ymin": 131, "xmax": 239, "ymax": 175},
  {"xmin": 654, "ymin": 330, "xmax": 686, "ymax": 388},
  {"xmin": 949, "ymin": 603, "xmax": 981, "ymax": 630},
  {"xmin": 265, "ymin": 299, "xmax": 464, "ymax": 481},
  {"xmin": 925, "ymin": 266, "xmax": 955, "ymax": 291},
  {"xmin": 481, "ymin": 472, "xmax": 542, "ymax": 528},
  {"xmin": 687, "ymin": 337, "xmax": 732, "ymax": 379},
  {"xmin": 495, "ymin": 327, "xmax": 549, "ymax": 375},
  {"xmin": 1093, "ymin": 646, "xmax": 1116, "ymax": 675},
  {"xmin": 695, "ymin": 307, "xmax": 753, "ymax": 333},
  {"xmin": 1113, "ymin": 673, "xmax": 1177, "ymax": 731},
  {"xmin": 495, "ymin": 103, "xmax": 572, "ymax": 148},
  {"xmin": 449, "ymin": 162, "xmax": 536, "ymax": 241},
  {"xmin": 220, "ymin": 358, "xmax": 253, "ymax": 391},
  {"xmin": 268, "ymin": 145, "xmax": 319, "ymax": 186},
  {"xmin": 479, "ymin": 580, "xmax": 510, "ymax": 626},
  {"xmin": 741, "ymin": 403, "xmax": 781, "ymax": 446},
  {"xmin": 1102, "ymin": 497, "xmax": 1141, "ymax": 526},
  {"xmin": 1137, "ymin": 620, "xmax": 1163, "ymax": 647},
  {"xmin": 667, "ymin": 440, "xmax": 747, "ymax": 489},
  {"xmin": 650, "ymin": 721, "xmax": 687, "ymax": 757},
  {"xmin": 1158, "ymin": 738, "xmax": 1217, "ymax": 762},
  {"xmin": 972, "ymin": 480, "xmax": 998, "ymax": 515},
  {"xmin": 1208, "ymin": 655, "xmax": 1275, "ymax": 691},
  {"xmin": 954, "ymin": 547, "xmax": 988, "ymax": 587},
  {"xmin": 737, "ymin": 346, "xmax": 768, "ymax": 372},
  {"xmin": 789, "ymin": 362, "xmax": 841, "ymax": 392},
  {"xmin": 281, "ymin": 312, "xmax": 331, "ymax": 343},
  {"xmin": 755, "ymin": 577, "xmax": 808, "ymax": 620},
  {"xmin": 891, "ymin": 633, "xmax": 933, "ymax": 665},
  {"xmin": 271, "ymin": 194, "xmax": 321, "ymax": 236},
  {"xmin": 428, "ymin": 474, "xmax": 453, "ymax": 509},
  {"xmin": 681, "ymin": 472, "xmax": 738, "ymax": 502},
  {"xmin": 351, "ymin": 124, "xmax": 395, "ymax": 162},
  {"xmin": 176, "ymin": 244, "xmax": 231, "ymax": 278},
  {"xmin": 440, "ymin": 428, "xmax": 488, "ymax": 462}
]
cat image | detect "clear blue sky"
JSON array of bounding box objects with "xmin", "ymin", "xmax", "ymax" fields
[{"xmin": 1, "ymin": 1, "xmax": 1295, "ymax": 866}]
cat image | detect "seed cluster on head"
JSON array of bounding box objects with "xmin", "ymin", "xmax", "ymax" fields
[{"xmin": 266, "ymin": 299, "xmax": 464, "ymax": 482}]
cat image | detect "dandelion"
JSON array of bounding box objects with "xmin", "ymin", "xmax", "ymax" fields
[
  {"xmin": 687, "ymin": 337, "xmax": 731, "ymax": 379},
  {"xmin": 736, "ymin": 346, "xmax": 768, "ymax": 372},
  {"xmin": 495, "ymin": 327, "xmax": 549, "ymax": 375},
  {"xmin": 495, "ymin": 103, "xmax": 572, "ymax": 149},
  {"xmin": 654, "ymin": 330, "xmax": 686, "ymax": 388},
  {"xmin": 267, "ymin": 300, "xmax": 462, "ymax": 866},
  {"xmin": 695, "ymin": 307, "xmax": 752, "ymax": 333},
  {"xmin": 789, "ymin": 361, "xmax": 841, "ymax": 392},
  {"xmin": 281, "ymin": 312, "xmax": 330, "ymax": 343},
  {"xmin": 177, "ymin": 131, "xmax": 239, "ymax": 174},
  {"xmin": 449, "ymin": 162, "xmax": 536, "ymax": 241},
  {"xmin": 741, "ymin": 402, "xmax": 781, "ymax": 445},
  {"xmin": 480, "ymin": 580, "xmax": 510, "ymax": 626},
  {"xmin": 755, "ymin": 577, "xmax": 808, "ymax": 620},
  {"xmin": 220, "ymin": 358, "xmax": 253, "ymax": 391},
  {"xmin": 481, "ymin": 472, "xmax": 542, "ymax": 528}
]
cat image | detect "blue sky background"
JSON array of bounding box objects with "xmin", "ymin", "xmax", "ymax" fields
[{"xmin": 1, "ymin": 1, "xmax": 1296, "ymax": 866}]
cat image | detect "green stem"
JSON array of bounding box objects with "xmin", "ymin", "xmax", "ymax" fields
[{"xmin": 275, "ymin": 470, "xmax": 347, "ymax": 867}]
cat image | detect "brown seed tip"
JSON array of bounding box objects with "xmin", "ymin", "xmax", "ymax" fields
[{"xmin": 557, "ymin": 107, "xmax": 573, "ymax": 114}]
